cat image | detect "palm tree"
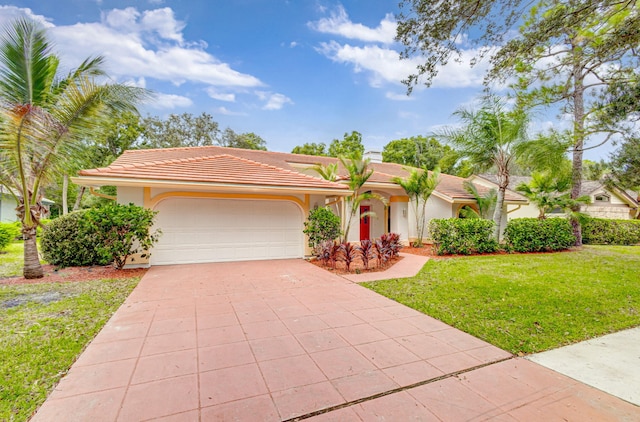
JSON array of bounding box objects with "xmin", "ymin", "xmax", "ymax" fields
[
  {"xmin": 516, "ymin": 172, "xmax": 590, "ymax": 219},
  {"xmin": 441, "ymin": 95, "xmax": 530, "ymax": 240},
  {"xmin": 462, "ymin": 180, "xmax": 496, "ymax": 219},
  {"xmin": 392, "ymin": 167, "xmax": 440, "ymax": 247},
  {"xmin": 314, "ymin": 157, "xmax": 386, "ymax": 241},
  {"xmin": 0, "ymin": 18, "xmax": 146, "ymax": 278}
]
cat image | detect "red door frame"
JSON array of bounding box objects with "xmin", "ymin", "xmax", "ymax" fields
[{"xmin": 360, "ymin": 205, "xmax": 371, "ymax": 241}]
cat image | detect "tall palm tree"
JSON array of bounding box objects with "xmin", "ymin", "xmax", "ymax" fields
[
  {"xmin": 392, "ymin": 167, "xmax": 440, "ymax": 247},
  {"xmin": 441, "ymin": 95, "xmax": 530, "ymax": 240},
  {"xmin": 0, "ymin": 18, "xmax": 147, "ymax": 278}
]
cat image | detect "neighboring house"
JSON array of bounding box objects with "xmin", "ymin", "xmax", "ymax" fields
[
  {"xmin": 73, "ymin": 147, "xmax": 525, "ymax": 266},
  {"xmin": 0, "ymin": 186, "xmax": 54, "ymax": 222},
  {"xmin": 471, "ymin": 174, "xmax": 640, "ymax": 220}
]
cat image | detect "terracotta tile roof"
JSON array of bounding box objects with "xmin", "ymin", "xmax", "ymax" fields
[
  {"xmin": 78, "ymin": 146, "xmax": 523, "ymax": 202},
  {"xmin": 78, "ymin": 153, "xmax": 348, "ymax": 191}
]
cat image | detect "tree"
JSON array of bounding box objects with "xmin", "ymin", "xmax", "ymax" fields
[
  {"xmin": 392, "ymin": 167, "xmax": 440, "ymax": 247},
  {"xmin": 382, "ymin": 136, "xmax": 457, "ymax": 171},
  {"xmin": 328, "ymin": 131, "xmax": 364, "ymax": 158},
  {"xmin": 516, "ymin": 172, "xmax": 572, "ymax": 219},
  {"xmin": 0, "ymin": 18, "xmax": 146, "ymax": 278},
  {"xmin": 314, "ymin": 157, "xmax": 386, "ymax": 241},
  {"xmin": 583, "ymin": 159, "xmax": 610, "ymax": 181},
  {"xmin": 139, "ymin": 112, "xmax": 219, "ymax": 149},
  {"xmin": 441, "ymin": 95, "xmax": 531, "ymax": 240},
  {"xmin": 610, "ymin": 137, "xmax": 640, "ymax": 191},
  {"xmin": 291, "ymin": 142, "xmax": 327, "ymax": 156},
  {"xmin": 396, "ymin": 0, "xmax": 640, "ymax": 245},
  {"xmin": 462, "ymin": 181, "xmax": 496, "ymax": 219},
  {"xmin": 220, "ymin": 128, "xmax": 267, "ymax": 150}
]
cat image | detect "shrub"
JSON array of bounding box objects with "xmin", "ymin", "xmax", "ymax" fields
[
  {"xmin": 429, "ymin": 218, "xmax": 499, "ymax": 255},
  {"xmin": 379, "ymin": 233, "xmax": 401, "ymax": 257},
  {"xmin": 356, "ymin": 239, "xmax": 374, "ymax": 269},
  {"xmin": 340, "ymin": 242, "xmax": 357, "ymax": 272},
  {"xmin": 83, "ymin": 203, "xmax": 161, "ymax": 269},
  {"xmin": 304, "ymin": 207, "xmax": 342, "ymax": 252},
  {"xmin": 503, "ymin": 218, "xmax": 575, "ymax": 252},
  {"xmin": 0, "ymin": 222, "xmax": 20, "ymax": 251},
  {"xmin": 582, "ymin": 218, "xmax": 640, "ymax": 245},
  {"xmin": 41, "ymin": 211, "xmax": 107, "ymax": 267}
]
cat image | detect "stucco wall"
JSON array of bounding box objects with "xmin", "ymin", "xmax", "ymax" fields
[
  {"xmin": 0, "ymin": 195, "xmax": 17, "ymax": 222},
  {"xmin": 117, "ymin": 187, "xmax": 145, "ymax": 206}
]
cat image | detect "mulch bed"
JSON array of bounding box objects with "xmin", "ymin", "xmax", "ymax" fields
[
  {"xmin": 0, "ymin": 265, "xmax": 148, "ymax": 285},
  {"xmin": 310, "ymin": 255, "xmax": 403, "ymax": 275}
]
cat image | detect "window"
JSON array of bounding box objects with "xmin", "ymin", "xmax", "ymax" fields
[{"xmin": 594, "ymin": 194, "xmax": 610, "ymax": 203}]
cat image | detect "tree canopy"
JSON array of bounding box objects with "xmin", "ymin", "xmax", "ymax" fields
[
  {"xmin": 328, "ymin": 131, "xmax": 365, "ymax": 158},
  {"xmin": 291, "ymin": 142, "xmax": 328, "ymax": 156},
  {"xmin": 382, "ymin": 136, "xmax": 458, "ymax": 172}
]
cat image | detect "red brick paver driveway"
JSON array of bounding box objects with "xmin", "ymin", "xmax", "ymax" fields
[{"xmin": 32, "ymin": 260, "xmax": 639, "ymax": 421}]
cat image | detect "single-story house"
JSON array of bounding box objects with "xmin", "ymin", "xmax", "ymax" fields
[
  {"xmin": 0, "ymin": 186, "xmax": 54, "ymax": 222},
  {"xmin": 471, "ymin": 174, "xmax": 640, "ymax": 220},
  {"xmin": 73, "ymin": 147, "xmax": 526, "ymax": 266}
]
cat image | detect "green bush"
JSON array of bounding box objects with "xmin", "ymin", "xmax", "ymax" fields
[
  {"xmin": 41, "ymin": 211, "xmax": 107, "ymax": 267},
  {"xmin": 0, "ymin": 223, "xmax": 20, "ymax": 251},
  {"xmin": 83, "ymin": 203, "xmax": 160, "ymax": 269},
  {"xmin": 303, "ymin": 206, "xmax": 341, "ymax": 252},
  {"xmin": 41, "ymin": 204, "xmax": 161, "ymax": 269},
  {"xmin": 582, "ymin": 218, "xmax": 640, "ymax": 245},
  {"xmin": 429, "ymin": 218, "xmax": 499, "ymax": 255},
  {"xmin": 503, "ymin": 218, "xmax": 576, "ymax": 252}
]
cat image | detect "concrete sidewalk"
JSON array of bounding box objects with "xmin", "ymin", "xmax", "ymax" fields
[
  {"xmin": 342, "ymin": 252, "xmax": 429, "ymax": 283},
  {"xmin": 528, "ymin": 326, "xmax": 640, "ymax": 406}
]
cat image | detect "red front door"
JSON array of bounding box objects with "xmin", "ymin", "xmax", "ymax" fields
[{"xmin": 360, "ymin": 205, "xmax": 370, "ymax": 241}]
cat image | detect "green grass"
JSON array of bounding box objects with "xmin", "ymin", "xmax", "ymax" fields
[
  {"xmin": 0, "ymin": 277, "xmax": 140, "ymax": 422},
  {"xmin": 0, "ymin": 242, "xmax": 27, "ymax": 277},
  {"xmin": 364, "ymin": 245, "xmax": 640, "ymax": 355}
]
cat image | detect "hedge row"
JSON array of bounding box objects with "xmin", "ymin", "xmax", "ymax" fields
[
  {"xmin": 503, "ymin": 218, "xmax": 575, "ymax": 252},
  {"xmin": 582, "ymin": 218, "xmax": 640, "ymax": 245},
  {"xmin": 429, "ymin": 218, "xmax": 499, "ymax": 255}
]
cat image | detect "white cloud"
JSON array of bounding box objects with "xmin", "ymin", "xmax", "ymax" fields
[
  {"xmin": 316, "ymin": 41, "xmax": 492, "ymax": 89},
  {"xmin": 0, "ymin": 5, "xmax": 53, "ymax": 28},
  {"xmin": 47, "ymin": 8, "xmax": 263, "ymax": 89},
  {"xmin": 147, "ymin": 93, "xmax": 193, "ymax": 109},
  {"xmin": 214, "ymin": 106, "xmax": 247, "ymax": 116},
  {"xmin": 308, "ymin": 5, "xmax": 396, "ymax": 44},
  {"xmin": 386, "ymin": 91, "xmax": 413, "ymax": 101},
  {"xmin": 256, "ymin": 92, "xmax": 293, "ymax": 110},
  {"xmin": 206, "ymin": 87, "xmax": 236, "ymax": 102}
]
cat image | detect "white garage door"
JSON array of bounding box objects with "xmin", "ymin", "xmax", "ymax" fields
[{"xmin": 151, "ymin": 198, "xmax": 304, "ymax": 265}]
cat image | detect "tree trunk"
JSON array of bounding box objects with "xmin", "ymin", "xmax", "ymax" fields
[
  {"xmin": 492, "ymin": 168, "xmax": 508, "ymax": 241},
  {"xmin": 570, "ymin": 45, "xmax": 585, "ymax": 246},
  {"xmin": 62, "ymin": 174, "xmax": 69, "ymax": 215},
  {"xmin": 22, "ymin": 226, "xmax": 43, "ymax": 279},
  {"xmin": 72, "ymin": 186, "xmax": 86, "ymax": 211}
]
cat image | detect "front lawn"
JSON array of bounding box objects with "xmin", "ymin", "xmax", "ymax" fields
[
  {"xmin": 0, "ymin": 277, "xmax": 140, "ymax": 422},
  {"xmin": 364, "ymin": 245, "xmax": 640, "ymax": 355},
  {"xmin": 0, "ymin": 242, "xmax": 27, "ymax": 277}
]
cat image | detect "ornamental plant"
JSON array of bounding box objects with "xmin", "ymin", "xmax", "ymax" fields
[
  {"xmin": 83, "ymin": 203, "xmax": 161, "ymax": 269},
  {"xmin": 303, "ymin": 206, "xmax": 341, "ymax": 252}
]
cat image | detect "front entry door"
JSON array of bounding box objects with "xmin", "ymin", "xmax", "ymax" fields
[{"xmin": 360, "ymin": 205, "xmax": 370, "ymax": 241}]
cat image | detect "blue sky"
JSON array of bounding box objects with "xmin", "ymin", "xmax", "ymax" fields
[{"xmin": 0, "ymin": 1, "xmax": 610, "ymax": 160}]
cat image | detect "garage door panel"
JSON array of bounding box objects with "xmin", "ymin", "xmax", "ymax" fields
[{"xmin": 151, "ymin": 198, "xmax": 304, "ymax": 265}]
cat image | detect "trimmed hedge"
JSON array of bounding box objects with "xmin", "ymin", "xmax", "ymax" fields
[
  {"xmin": 582, "ymin": 218, "xmax": 640, "ymax": 245},
  {"xmin": 429, "ymin": 218, "xmax": 499, "ymax": 255},
  {"xmin": 503, "ymin": 218, "xmax": 575, "ymax": 252},
  {"xmin": 40, "ymin": 211, "xmax": 108, "ymax": 267}
]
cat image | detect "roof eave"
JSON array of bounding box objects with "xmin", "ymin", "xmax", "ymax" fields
[{"xmin": 71, "ymin": 176, "xmax": 353, "ymax": 196}]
